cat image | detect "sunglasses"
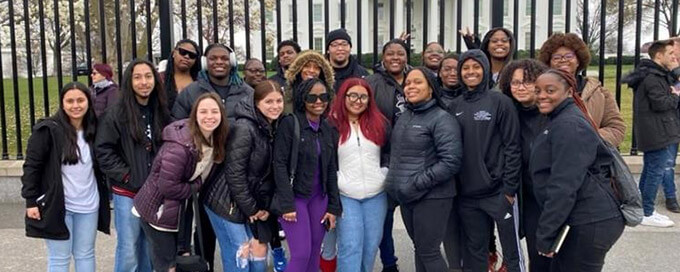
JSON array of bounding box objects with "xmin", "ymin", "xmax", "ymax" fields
[
  {"xmin": 176, "ymin": 48, "xmax": 198, "ymax": 59},
  {"xmin": 304, "ymin": 93, "xmax": 331, "ymax": 103}
]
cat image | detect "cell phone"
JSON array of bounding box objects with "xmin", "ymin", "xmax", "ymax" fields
[{"xmin": 322, "ymin": 219, "xmax": 331, "ymax": 231}]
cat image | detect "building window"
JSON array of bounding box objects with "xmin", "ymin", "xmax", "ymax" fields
[
  {"xmin": 313, "ymin": 4, "xmax": 322, "ymax": 23},
  {"xmin": 266, "ymin": 10, "xmax": 273, "ymax": 22},
  {"xmin": 525, "ymin": 31, "xmax": 532, "ymax": 50},
  {"xmin": 266, "ymin": 45, "xmax": 274, "ymax": 60},
  {"xmin": 553, "ymin": 0, "xmax": 563, "ymax": 15},
  {"xmin": 525, "ymin": 0, "xmax": 532, "ymax": 16},
  {"xmin": 504, "ymin": 0, "xmax": 509, "ymax": 16},
  {"xmin": 314, "ymin": 37, "xmax": 323, "ymax": 52},
  {"xmin": 289, "ymin": 5, "xmax": 294, "ymax": 23},
  {"xmin": 378, "ymin": 3, "xmax": 384, "ymax": 21}
]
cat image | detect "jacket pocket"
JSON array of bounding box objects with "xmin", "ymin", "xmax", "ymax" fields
[{"xmin": 662, "ymin": 116, "xmax": 680, "ymax": 137}]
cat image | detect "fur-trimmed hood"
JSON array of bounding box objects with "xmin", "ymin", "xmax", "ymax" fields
[{"xmin": 285, "ymin": 50, "xmax": 335, "ymax": 89}]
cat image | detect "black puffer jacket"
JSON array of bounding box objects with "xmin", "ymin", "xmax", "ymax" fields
[
  {"xmin": 172, "ymin": 72, "xmax": 254, "ymax": 120},
  {"xmin": 385, "ymin": 99, "xmax": 463, "ymax": 204},
  {"xmin": 530, "ymin": 98, "xmax": 622, "ymax": 253},
  {"xmin": 22, "ymin": 119, "xmax": 110, "ymax": 240},
  {"xmin": 203, "ymin": 98, "xmax": 277, "ymax": 223},
  {"xmin": 623, "ymin": 59, "xmax": 680, "ymax": 152},
  {"xmin": 332, "ymin": 56, "xmax": 370, "ymax": 91},
  {"xmin": 271, "ymin": 112, "xmax": 341, "ymax": 216},
  {"xmin": 368, "ymin": 63, "xmax": 408, "ymax": 125},
  {"xmin": 439, "ymin": 85, "xmax": 463, "ymax": 111}
]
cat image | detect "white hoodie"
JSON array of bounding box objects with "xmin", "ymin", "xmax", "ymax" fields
[{"xmin": 337, "ymin": 124, "xmax": 387, "ymax": 200}]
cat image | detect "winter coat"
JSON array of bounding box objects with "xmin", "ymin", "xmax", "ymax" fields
[
  {"xmin": 439, "ymin": 85, "xmax": 463, "ymax": 111},
  {"xmin": 271, "ymin": 112, "xmax": 342, "ymax": 216},
  {"xmin": 21, "ymin": 119, "xmax": 110, "ymax": 240},
  {"xmin": 623, "ymin": 59, "xmax": 680, "ymax": 152},
  {"xmin": 283, "ymin": 50, "xmax": 335, "ymax": 113},
  {"xmin": 172, "ymin": 72, "xmax": 254, "ymax": 120},
  {"xmin": 529, "ymin": 98, "xmax": 622, "ymax": 254},
  {"xmin": 331, "ymin": 55, "xmax": 370, "ymax": 91},
  {"xmin": 452, "ymin": 49, "xmax": 522, "ymax": 199},
  {"xmin": 578, "ymin": 76, "xmax": 626, "ymax": 147},
  {"xmin": 90, "ymin": 82, "xmax": 118, "ymax": 117},
  {"xmin": 133, "ymin": 120, "xmax": 208, "ymax": 230},
  {"xmin": 269, "ymin": 66, "xmax": 287, "ymax": 89},
  {"xmin": 95, "ymin": 103, "xmax": 161, "ymax": 193},
  {"xmin": 517, "ymin": 105, "xmax": 547, "ymax": 199},
  {"xmin": 337, "ymin": 123, "xmax": 389, "ymax": 200},
  {"xmin": 203, "ymin": 98, "xmax": 277, "ymax": 223},
  {"xmin": 385, "ymin": 98, "xmax": 463, "ymax": 204},
  {"xmin": 367, "ymin": 63, "xmax": 407, "ymax": 125}
]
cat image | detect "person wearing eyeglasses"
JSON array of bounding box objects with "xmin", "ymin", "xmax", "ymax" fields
[
  {"xmin": 90, "ymin": 63, "xmax": 119, "ymax": 117},
  {"xmin": 538, "ymin": 33, "xmax": 626, "ymax": 148},
  {"xmin": 244, "ymin": 59, "xmax": 267, "ymax": 88},
  {"xmin": 422, "ymin": 42, "xmax": 445, "ymax": 76},
  {"xmin": 271, "ymin": 78, "xmax": 341, "ymax": 272},
  {"xmin": 326, "ymin": 28, "xmax": 370, "ymax": 92},
  {"xmin": 460, "ymin": 27, "xmax": 516, "ymax": 88},
  {"xmin": 327, "ymin": 78, "xmax": 390, "ymax": 272},
  {"xmin": 162, "ymin": 39, "xmax": 201, "ymax": 109}
]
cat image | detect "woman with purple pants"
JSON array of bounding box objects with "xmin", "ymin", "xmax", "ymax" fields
[{"xmin": 271, "ymin": 78, "xmax": 342, "ymax": 272}]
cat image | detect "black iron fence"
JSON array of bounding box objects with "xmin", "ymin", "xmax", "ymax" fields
[{"xmin": 0, "ymin": 0, "xmax": 679, "ymax": 159}]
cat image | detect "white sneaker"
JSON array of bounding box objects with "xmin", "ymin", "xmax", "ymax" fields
[
  {"xmin": 653, "ymin": 211, "xmax": 670, "ymax": 220},
  {"xmin": 641, "ymin": 214, "xmax": 675, "ymax": 227}
]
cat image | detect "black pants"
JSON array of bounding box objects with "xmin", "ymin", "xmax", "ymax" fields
[
  {"xmin": 522, "ymin": 193, "xmax": 552, "ymax": 272},
  {"xmin": 443, "ymin": 197, "xmax": 465, "ymax": 271},
  {"xmin": 550, "ymin": 217, "xmax": 624, "ymax": 272},
  {"xmin": 401, "ymin": 198, "xmax": 453, "ymax": 272},
  {"xmin": 459, "ymin": 194, "xmax": 524, "ymax": 272},
  {"xmin": 379, "ymin": 195, "xmax": 400, "ymax": 267},
  {"xmin": 141, "ymin": 222, "xmax": 178, "ymax": 271},
  {"xmin": 181, "ymin": 199, "xmax": 216, "ymax": 272}
]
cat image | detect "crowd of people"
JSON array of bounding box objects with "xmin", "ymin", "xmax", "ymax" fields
[{"xmin": 20, "ymin": 26, "xmax": 680, "ymax": 272}]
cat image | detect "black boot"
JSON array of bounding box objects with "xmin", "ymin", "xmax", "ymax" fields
[{"xmin": 666, "ymin": 198, "xmax": 680, "ymax": 213}]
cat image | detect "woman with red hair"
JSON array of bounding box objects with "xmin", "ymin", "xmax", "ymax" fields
[{"xmin": 328, "ymin": 77, "xmax": 390, "ymax": 272}]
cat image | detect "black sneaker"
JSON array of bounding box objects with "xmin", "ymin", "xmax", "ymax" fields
[
  {"xmin": 382, "ymin": 265, "xmax": 399, "ymax": 272},
  {"xmin": 666, "ymin": 198, "xmax": 680, "ymax": 213}
]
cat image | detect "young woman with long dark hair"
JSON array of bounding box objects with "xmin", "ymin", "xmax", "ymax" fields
[
  {"xmin": 22, "ymin": 82, "xmax": 110, "ymax": 272},
  {"xmin": 328, "ymin": 78, "xmax": 390, "ymax": 272}
]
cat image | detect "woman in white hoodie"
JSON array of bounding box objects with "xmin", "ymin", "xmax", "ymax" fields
[{"xmin": 328, "ymin": 77, "xmax": 390, "ymax": 272}]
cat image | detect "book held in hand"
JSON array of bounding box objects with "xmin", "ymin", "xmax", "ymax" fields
[{"xmin": 551, "ymin": 225, "xmax": 571, "ymax": 254}]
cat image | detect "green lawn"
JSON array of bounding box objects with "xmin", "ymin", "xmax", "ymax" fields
[{"xmin": 1, "ymin": 65, "xmax": 636, "ymax": 159}]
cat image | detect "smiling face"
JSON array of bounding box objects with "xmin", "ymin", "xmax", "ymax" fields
[
  {"xmin": 404, "ymin": 69, "xmax": 433, "ymax": 104},
  {"xmin": 206, "ymin": 47, "xmax": 231, "ymax": 79},
  {"xmin": 382, "ymin": 43, "xmax": 408, "ymax": 75},
  {"xmin": 305, "ymin": 83, "xmax": 330, "ymax": 118},
  {"xmin": 62, "ymin": 89, "xmax": 89, "ymax": 123},
  {"xmin": 487, "ymin": 30, "xmax": 511, "ymax": 59},
  {"xmin": 344, "ymin": 85, "xmax": 370, "ymax": 118},
  {"xmin": 244, "ymin": 60, "xmax": 266, "ymax": 87},
  {"xmin": 549, "ymin": 46, "xmax": 579, "ymax": 75},
  {"xmin": 301, "ymin": 61, "xmax": 322, "ymax": 80},
  {"xmin": 256, "ymin": 91, "xmax": 284, "ymax": 122},
  {"xmin": 509, "ymin": 68, "xmax": 537, "ymax": 106},
  {"xmin": 461, "ymin": 58, "xmax": 484, "ymax": 90},
  {"xmin": 423, "ymin": 43, "xmax": 445, "ymax": 70},
  {"xmin": 196, "ymin": 97, "xmax": 222, "ymax": 137},
  {"xmin": 534, "ymin": 73, "xmax": 572, "ymax": 114},
  {"xmin": 131, "ymin": 63, "xmax": 155, "ymax": 104},
  {"xmin": 328, "ymin": 39, "xmax": 351, "ymax": 67},
  {"xmin": 439, "ymin": 58, "xmax": 459, "ymax": 88}
]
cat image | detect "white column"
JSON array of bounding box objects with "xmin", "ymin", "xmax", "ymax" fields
[{"xmin": 394, "ymin": 0, "xmax": 405, "ymax": 37}]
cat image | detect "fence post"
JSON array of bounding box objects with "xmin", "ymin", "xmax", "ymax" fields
[
  {"xmin": 491, "ymin": 0, "xmax": 504, "ymax": 28},
  {"xmin": 159, "ymin": 0, "xmax": 173, "ymax": 60}
]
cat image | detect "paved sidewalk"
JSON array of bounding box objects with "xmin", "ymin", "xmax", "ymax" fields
[{"xmin": 2, "ymin": 203, "xmax": 680, "ymax": 271}]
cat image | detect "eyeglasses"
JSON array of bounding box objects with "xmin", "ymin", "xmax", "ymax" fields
[
  {"xmin": 551, "ymin": 53, "xmax": 576, "ymax": 62},
  {"xmin": 329, "ymin": 41, "xmax": 350, "ymax": 48},
  {"xmin": 346, "ymin": 93, "xmax": 369, "ymax": 103},
  {"xmin": 245, "ymin": 68, "xmax": 265, "ymax": 74},
  {"xmin": 176, "ymin": 48, "xmax": 198, "ymax": 59},
  {"xmin": 510, "ymin": 81, "xmax": 535, "ymax": 89},
  {"xmin": 304, "ymin": 93, "xmax": 331, "ymax": 103}
]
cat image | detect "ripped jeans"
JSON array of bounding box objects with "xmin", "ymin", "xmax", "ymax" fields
[{"xmin": 640, "ymin": 143, "xmax": 679, "ymax": 216}]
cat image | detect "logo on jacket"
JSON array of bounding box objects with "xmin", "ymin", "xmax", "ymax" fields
[
  {"xmin": 543, "ymin": 129, "xmax": 549, "ymax": 135},
  {"xmin": 473, "ymin": 111, "xmax": 492, "ymax": 121}
]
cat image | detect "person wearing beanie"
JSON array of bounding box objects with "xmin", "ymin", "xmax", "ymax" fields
[
  {"xmin": 326, "ymin": 28, "xmax": 369, "ymax": 91},
  {"xmin": 367, "ymin": 38, "xmax": 410, "ymax": 272},
  {"xmin": 90, "ymin": 63, "xmax": 119, "ymax": 117},
  {"xmin": 270, "ymin": 40, "xmax": 302, "ymax": 88},
  {"xmin": 450, "ymin": 49, "xmax": 524, "ymax": 272}
]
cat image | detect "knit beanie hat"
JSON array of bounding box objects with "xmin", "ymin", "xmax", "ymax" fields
[
  {"xmin": 93, "ymin": 63, "xmax": 113, "ymax": 80},
  {"xmin": 326, "ymin": 28, "xmax": 352, "ymax": 51}
]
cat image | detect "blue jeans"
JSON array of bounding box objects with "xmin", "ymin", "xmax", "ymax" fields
[
  {"xmin": 640, "ymin": 143, "xmax": 678, "ymax": 201},
  {"xmin": 45, "ymin": 210, "xmax": 98, "ymax": 272},
  {"xmin": 640, "ymin": 144, "xmax": 679, "ymax": 216},
  {"xmin": 205, "ymin": 206, "xmax": 266, "ymax": 272},
  {"xmin": 337, "ymin": 193, "xmax": 388, "ymax": 272},
  {"xmin": 113, "ymin": 194, "xmax": 152, "ymax": 272}
]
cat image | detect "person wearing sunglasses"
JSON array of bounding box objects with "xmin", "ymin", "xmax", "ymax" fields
[
  {"xmin": 163, "ymin": 39, "xmax": 201, "ymax": 109},
  {"xmin": 538, "ymin": 33, "xmax": 626, "ymax": 148},
  {"xmin": 271, "ymin": 78, "xmax": 341, "ymax": 272},
  {"xmin": 327, "ymin": 78, "xmax": 390, "ymax": 272},
  {"xmin": 244, "ymin": 58, "xmax": 267, "ymax": 88},
  {"xmin": 284, "ymin": 50, "xmax": 335, "ymax": 113},
  {"xmin": 90, "ymin": 63, "xmax": 119, "ymax": 117}
]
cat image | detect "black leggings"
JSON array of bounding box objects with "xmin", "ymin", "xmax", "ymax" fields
[{"xmin": 550, "ymin": 216, "xmax": 624, "ymax": 272}]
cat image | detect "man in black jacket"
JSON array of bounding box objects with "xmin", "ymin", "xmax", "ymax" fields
[
  {"xmin": 326, "ymin": 28, "xmax": 370, "ymax": 91},
  {"xmin": 624, "ymin": 39, "xmax": 680, "ymax": 227},
  {"xmin": 269, "ymin": 40, "xmax": 301, "ymax": 88},
  {"xmin": 172, "ymin": 43, "xmax": 253, "ymax": 120},
  {"xmin": 450, "ymin": 50, "xmax": 524, "ymax": 272}
]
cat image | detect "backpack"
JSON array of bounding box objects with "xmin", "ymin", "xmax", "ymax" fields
[{"xmin": 601, "ymin": 141, "xmax": 644, "ymax": 227}]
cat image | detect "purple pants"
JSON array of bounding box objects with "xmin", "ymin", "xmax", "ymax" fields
[{"xmin": 279, "ymin": 192, "xmax": 328, "ymax": 272}]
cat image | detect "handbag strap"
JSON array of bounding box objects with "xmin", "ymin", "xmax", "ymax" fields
[
  {"xmin": 191, "ymin": 189, "xmax": 205, "ymax": 257},
  {"xmin": 288, "ymin": 114, "xmax": 301, "ymax": 186}
]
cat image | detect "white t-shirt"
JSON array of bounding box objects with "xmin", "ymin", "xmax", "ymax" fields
[{"xmin": 62, "ymin": 130, "xmax": 100, "ymax": 213}]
